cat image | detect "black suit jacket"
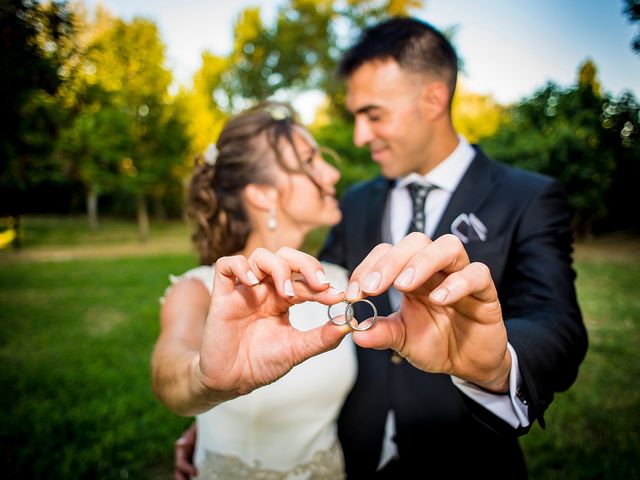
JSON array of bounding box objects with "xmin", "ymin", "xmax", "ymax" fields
[{"xmin": 319, "ymin": 147, "xmax": 588, "ymax": 478}]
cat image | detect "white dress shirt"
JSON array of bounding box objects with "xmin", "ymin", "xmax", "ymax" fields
[{"xmin": 377, "ymin": 136, "xmax": 530, "ymax": 470}]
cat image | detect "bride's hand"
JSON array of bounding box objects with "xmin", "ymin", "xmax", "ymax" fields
[{"xmin": 196, "ymin": 247, "xmax": 349, "ymax": 400}]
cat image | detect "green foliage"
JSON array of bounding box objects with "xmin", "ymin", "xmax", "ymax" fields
[
  {"xmin": 598, "ymin": 91, "xmax": 640, "ymax": 232},
  {"xmin": 624, "ymin": 0, "xmax": 640, "ymax": 54},
  {"xmin": 78, "ymin": 16, "xmax": 182, "ymax": 194},
  {"xmin": 57, "ymin": 102, "xmax": 135, "ymax": 196},
  {"xmin": 481, "ymin": 61, "xmax": 640, "ymax": 235},
  {"xmin": 452, "ymin": 82, "xmax": 505, "ymax": 143},
  {"xmin": 310, "ymin": 116, "xmax": 379, "ymax": 194},
  {"xmin": 223, "ymin": 1, "xmax": 335, "ymax": 103},
  {"xmin": 215, "ymin": 0, "xmax": 423, "ymax": 110},
  {"xmin": 179, "ymin": 52, "xmax": 229, "ymax": 155},
  {"xmin": 53, "ymin": 12, "xmax": 190, "ymax": 229},
  {"xmin": 2, "ymin": 0, "xmax": 637, "ymax": 238},
  {"xmin": 0, "ymin": 0, "xmax": 73, "ymax": 216}
]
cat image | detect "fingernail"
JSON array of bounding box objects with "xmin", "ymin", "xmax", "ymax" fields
[
  {"xmin": 431, "ymin": 287, "xmax": 447, "ymax": 302},
  {"xmin": 395, "ymin": 268, "xmax": 414, "ymax": 287},
  {"xmin": 345, "ymin": 282, "xmax": 360, "ymax": 300},
  {"xmin": 315, "ymin": 270, "xmax": 331, "ymax": 284},
  {"xmin": 247, "ymin": 271, "xmax": 259, "ymax": 285},
  {"xmin": 362, "ymin": 272, "xmax": 381, "ymax": 292},
  {"xmin": 284, "ymin": 279, "xmax": 295, "ymax": 297},
  {"xmin": 329, "ymin": 287, "xmax": 344, "ymax": 296}
]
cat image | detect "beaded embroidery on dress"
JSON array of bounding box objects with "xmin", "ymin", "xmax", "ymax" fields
[{"xmin": 197, "ymin": 439, "xmax": 345, "ymax": 480}]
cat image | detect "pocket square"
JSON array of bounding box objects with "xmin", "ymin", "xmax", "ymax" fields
[{"xmin": 451, "ymin": 213, "xmax": 487, "ymax": 244}]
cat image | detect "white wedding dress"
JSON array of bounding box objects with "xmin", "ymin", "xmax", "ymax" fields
[{"xmin": 164, "ymin": 262, "xmax": 357, "ymax": 480}]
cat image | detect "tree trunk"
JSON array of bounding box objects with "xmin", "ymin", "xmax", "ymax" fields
[
  {"xmin": 137, "ymin": 193, "xmax": 149, "ymax": 242},
  {"xmin": 10, "ymin": 215, "xmax": 22, "ymax": 249},
  {"xmin": 153, "ymin": 195, "xmax": 167, "ymax": 222},
  {"xmin": 87, "ymin": 189, "xmax": 99, "ymax": 231}
]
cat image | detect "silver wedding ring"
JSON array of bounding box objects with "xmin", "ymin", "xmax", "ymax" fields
[{"xmin": 327, "ymin": 299, "xmax": 377, "ymax": 331}]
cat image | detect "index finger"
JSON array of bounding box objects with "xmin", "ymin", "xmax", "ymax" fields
[
  {"xmin": 345, "ymin": 233, "xmax": 431, "ymax": 300},
  {"xmin": 352, "ymin": 233, "xmax": 470, "ymax": 298},
  {"xmin": 275, "ymin": 246, "xmax": 333, "ymax": 291}
]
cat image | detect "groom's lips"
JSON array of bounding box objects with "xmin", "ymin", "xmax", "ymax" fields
[{"xmin": 370, "ymin": 145, "xmax": 390, "ymax": 162}]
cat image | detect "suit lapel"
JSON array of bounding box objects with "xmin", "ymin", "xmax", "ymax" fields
[
  {"xmin": 433, "ymin": 147, "xmax": 497, "ymax": 239},
  {"xmin": 363, "ymin": 177, "xmax": 392, "ymax": 248},
  {"xmin": 360, "ymin": 177, "xmax": 393, "ymax": 316}
]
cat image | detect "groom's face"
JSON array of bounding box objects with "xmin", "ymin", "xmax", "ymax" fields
[{"xmin": 345, "ymin": 59, "xmax": 435, "ymax": 178}]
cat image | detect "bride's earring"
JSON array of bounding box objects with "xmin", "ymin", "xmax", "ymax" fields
[{"xmin": 267, "ymin": 206, "xmax": 277, "ymax": 231}]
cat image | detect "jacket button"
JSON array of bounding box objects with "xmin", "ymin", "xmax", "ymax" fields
[{"xmin": 391, "ymin": 352, "xmax": 403, "ymax": 365}]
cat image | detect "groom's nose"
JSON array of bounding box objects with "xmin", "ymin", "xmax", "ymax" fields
[{"xmin": 353, "ymin": 117, "xmax": 375, "ymax": 148}]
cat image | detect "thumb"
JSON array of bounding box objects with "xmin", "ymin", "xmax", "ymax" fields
[
  {"xmin": 352, "ymin": 313, "xmax": 404, "ymax": 351},
  {"xmin": 290, "ymin": 322, "xmax": 351, "ymax": 365}
]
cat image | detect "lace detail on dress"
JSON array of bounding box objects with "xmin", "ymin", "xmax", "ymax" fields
[
  {"xmin": 197, "ymin": 439, "xmax": 345, "ymax": 480},
  {"xmin": 159, "ymin": 266, "xmax": 214, "ymax": 304}
]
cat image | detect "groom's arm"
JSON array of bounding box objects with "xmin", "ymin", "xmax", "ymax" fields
[
  {"xmin": 450, "ymin": 177, "xmax": 588, "ymax": 435},
  {"xmin": 501, "ymin": 178, "xmax": 588, "ymax": 428}
]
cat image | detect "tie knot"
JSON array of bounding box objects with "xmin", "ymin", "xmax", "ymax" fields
[
  {"xmin": 407, "ymin": 183, "xmax": 436, "ymax": 205},
  {"xmin": 406, "ymin": 183, "xmax": 437, "ymax": 235}
]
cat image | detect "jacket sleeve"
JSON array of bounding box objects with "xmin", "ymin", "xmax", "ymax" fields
[{"xmin": 502, "ymin": 178, "xmax": 588, "ymax": 428}]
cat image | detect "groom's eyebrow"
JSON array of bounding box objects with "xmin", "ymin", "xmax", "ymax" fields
[{"xmin": 353, "ymin": 105, "xmax": 381, "ymax": 115}]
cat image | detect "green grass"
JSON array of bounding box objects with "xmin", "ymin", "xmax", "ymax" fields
[
  {"xmin": 0, "ymin": 217, "xmax": 638, "ymax": 479},
  {"xmin": 4, "ymin": 215, "xmax": 189, "ymax": 249},
  {"xmin": 521, "ymin": 256, "xmax": 640, "ymax": 479},
  {"xmin": 0, "ymin": 253, "xmax": 198, "ymax": 478}
]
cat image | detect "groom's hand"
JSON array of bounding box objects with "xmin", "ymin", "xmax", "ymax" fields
[{"xmin": 344, "ymin": 233, "xmax": 511, "ymax": 393}]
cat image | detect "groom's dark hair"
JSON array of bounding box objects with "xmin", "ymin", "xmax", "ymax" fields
[{"xmin": 338, "ymin": 16, "xmax": 458, "ymax": 102}]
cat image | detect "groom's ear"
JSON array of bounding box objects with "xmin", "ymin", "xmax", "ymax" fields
[
  {"xmin": 420, "ymin": 79, "xmax": 450, "ymax": 120},
  {"xmin": 243, "ymin": 183, "xmax": 278, "ymax": 212}
]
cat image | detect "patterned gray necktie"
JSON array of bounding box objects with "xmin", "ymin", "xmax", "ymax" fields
[{"xmin": 406, "ymin": 183, "xmax": 437, "ymax": 235}]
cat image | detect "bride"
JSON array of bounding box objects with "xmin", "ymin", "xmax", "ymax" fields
[{"xmin": 151, "ymin": 101, "xmax": 356, "ymax": 479}]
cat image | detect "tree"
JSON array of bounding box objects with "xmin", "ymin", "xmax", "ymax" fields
[
  {"xmin": 214, "ymin": 0, "xmax": 423, "ymax": 111},
  {"xmin": 452, "ymin": 81, "xmax": 505, "ymax": 143},
  {"xmin": 51, "ymin": 6, "xmax": 128, "ymax": 229},
  {"xmin": 623, "ymin": 0, "xmax": 640, "ymax": 54},
  {"xmin": 596, "ymin": 90, "xmax": 640, "ymax": 232},
  {"xmin": 310, "ymin": 112, "xmax": 376, "ymax": 196},
  {"xmin": 56, "ymin": 12, "xmax": 189, "ymax": 239},
  {"xmin": 56, "ymin": 101, "xmax": 135, "ymax": 230},
  {"xmin": 219, "ymin": 1, "xmax": 335, "ymax": 106},
  {"xmin": 481, "ymin": 59, "xmax": 639, "ymax": 235},
  {"xmin": 0, "ymin": 0, "xmax": 73, "ymax": 245},
  {"xmin": 176, "ymin": 52, "xmax": 230, "ymax": 160},
  {"xmin": 95, "ymin": 17, "xmax": 187, "ymax": 239}
]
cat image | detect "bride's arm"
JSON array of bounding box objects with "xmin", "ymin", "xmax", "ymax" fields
[{"xmin": 151, "ymin": 278, "xmax": 223, "ymax": 416}]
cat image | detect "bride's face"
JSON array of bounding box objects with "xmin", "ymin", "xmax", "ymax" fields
[{"xmin": 273, "ymin": 127, "xmax": 342, "ymax": 231}]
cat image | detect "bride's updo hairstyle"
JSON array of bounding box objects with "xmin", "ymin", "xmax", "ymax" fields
[{"xmin": 187, "ymin": 101, "xmax": 323, "ymax": 265}]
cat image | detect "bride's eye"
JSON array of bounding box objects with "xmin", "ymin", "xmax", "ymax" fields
[{"xmin": 302, "ymin": 150, "xmax": 316, "ymax": 167}]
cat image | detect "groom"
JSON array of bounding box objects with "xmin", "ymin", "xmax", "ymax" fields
[{"xmin": 318, "ymin": 16, "xmax": 587, "ymax": 478}]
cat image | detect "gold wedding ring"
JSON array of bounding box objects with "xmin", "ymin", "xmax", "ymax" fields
[{"xmin": 327, "ymin": 299, "xmax": 377, "ymax": 331}]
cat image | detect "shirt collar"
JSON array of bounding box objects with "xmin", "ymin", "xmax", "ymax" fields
[{"xmin": 395, "ymin": 136, "xmax": 476, "ymax": 193}]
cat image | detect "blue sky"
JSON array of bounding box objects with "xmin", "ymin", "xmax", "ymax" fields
[{"xmin": 84, "ymin": 0, "xmax": 639, "ymax": 116}]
